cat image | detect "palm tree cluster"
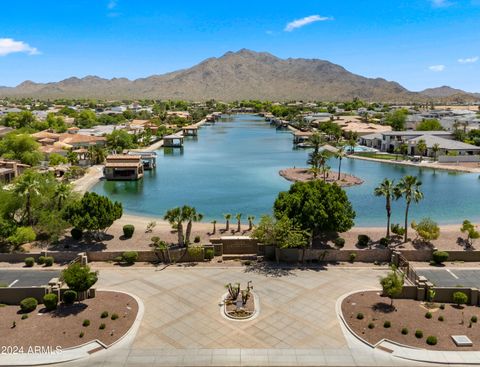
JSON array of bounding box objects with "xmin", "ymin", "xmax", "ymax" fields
[
  {"xmin": 374, "ymin": 175, "xmax": 424, "ymax": 242},
  {"xmin": 163, "ymin": 205, "xmax": 203, "ymax": 247}
]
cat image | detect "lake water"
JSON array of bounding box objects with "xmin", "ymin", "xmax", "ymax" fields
[{"xmin": 92, "ymin": 114, "xmax": 480, "ymax": 226}]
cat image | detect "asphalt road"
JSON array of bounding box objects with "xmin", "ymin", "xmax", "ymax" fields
[
  {"xmin": 417, "ymin": 268, "xmax": 480, "ymax": 288},
  {"xmin": 0, "ymin": 270, "xmax": 60, "ymax": 287}
]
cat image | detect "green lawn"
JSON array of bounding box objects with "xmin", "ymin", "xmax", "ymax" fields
[{"xmin": 355, "ymin": 152, "xmax": 400, "ymax": 161}]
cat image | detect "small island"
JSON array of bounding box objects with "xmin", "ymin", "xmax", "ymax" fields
[{"xmin": 279, "ymin": 168, "xmax": 363, "ymax": 187}]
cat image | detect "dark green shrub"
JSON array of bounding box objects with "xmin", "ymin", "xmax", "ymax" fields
[
  {"xmin": 37, "ymin": 256, "xmax": 46, "ymax": 265},
  {"xmin": 70, "ymin": 227, "xmax": 83, "ymax": 240},
  {"xmin": 432, "ymin": 251, "xmax": 449, "ymax": 264},
  {"xmin": 334, "ymin": 237, "xmax": 345, "ymax": 248},
  {"xmin": 82, "ymin": 319, "xmax": 90, "ymax": 327},
  {"xmin": 401, "ymin": 328, "xmax": 408, "ymax": 335},
  {"xmin": 426, "ymin": 336, "xmax": 437, "ymax": 345},
  {"xmin": 349, "ymin": 252, "xmax": 357, "ymax": 263},
  {"xmin": 43, "ymin": 293, "xmax": 58, "ymax": 311},
  {"xmin": 356, "ymin": 312, "xmax": 364, "ymax": 320},
  {"xmin": 438, "ymin": 315, "xmax": 444, "ymax": 321},
  {"xmin": 194, "ymin": 235, "xmax": 201, "ymax": 243},
  {"xmin": 24, "ymin": 257, "xmax": 35, "ymax": 267},
  {"xmin": 63, "ymin": 290, "xmax": 77, "ymax": 304},
  {"xmin": 391, "ymin": 223, "xmax": 405, "ymax": 236},
  {"xmin": 122, "ymin": 224, "xmax": 135, "ymax": 238},
  {"xmin": 357, "ymin": 234, "xmax": 370, "ymax": 247},
  {"xmin": 44, "ymin": 256, "xmax": 54, "ymax": 267},
  {"xmin": 20, "ymin": 297, "xmax": 38, "ymax": 313},
  {"xmin": 471, "ymin": 315, "xmax": 478, "ymax": 323},
  {"xmin": 415, "ymin": 330, "xmax": 423, "ymax": 338},
  {"xmin": 379, "ymin": 237, "xmax": 389, "ymax": 247},
  {"xmin": 21, "ymin": 314, "xmax": 28, "ymax": 320},
  {"xmin": 122, "ymin": 251, "xmax": 138, "ymax": 264},
  {"xmin": 99, "ymin": 323, "xmax": 106, "ymax": 330},
  {"xmin": 440, "ymin": 303, "xmax": 445, "ymax": 310},
  {"xmin": 453, "ymin": 291, "xmax": 468, "ymax": 306},
  {"xmin": 383, "ymin": 321, "xmax": 391, "ymax": 328},
  {"xmin": 187, "ymin": 246, "xmax": 203, "ymax": 258},
  {"xmin": 368, "ymin": 323, "xmax": 375, "ymax": 329},
  {"xmin": 111, "ymin": 313, "xmax": 119, "ymax": 320},
  {"xmin": 101, "ymin": 311, "xmax": 109, "ymax": 318},
  {"xmin": 425, "ymin": 312, "xmax": 432, "ymax": 319},
  {"xmin": 79, "ymin": 331, "xmax": 84, "ymax": 338},
  {"xmin": 204, "ymin": 248, "xmax": 214, "ymax": 260}
]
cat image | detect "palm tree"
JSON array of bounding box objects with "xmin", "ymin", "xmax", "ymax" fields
[
  {"xmin": 235, "ymin": 213, "xmax": 242, "ymax": 232},
  {"xmin": 348, "ymin": 136, "xmax": 357, "ymax": 153},
  {"xmin": 247, "ymin": 215, "xmax": 255, "ymax": 230},
  {"xmin": 431, "ymin": 143, "xmax": 440, "ymax": 161},
  {"xmin": 224, "ymin": 213, "xmax": 231, "ymax": 231},
  {"xmin": 307, "ymin": 151, "xmax": 320, "ymax": 179},
  {"xmin": 164, "ymin": 207, "xmax": 185, "ymax": 246},
  {"xmin": 14, "ymin": 171, "xmax": 41, "ymax": 225},
  {"xmin": 183, "ymin": 206, "xmax": 203, "ymax": 245},
  {"xmin": 416, "ymin": 139, "xmax": 427, "ymax": 161},
  {"xmin": 54, "ymin": 182, "xmax": 71, "ymax": 210},
  {"xmin": 211, "ymin": 220, "xmax": 217, "ymax": 234},
  {"xmin": 308, "ymin": 132, "xmax": 325, "ymax": 154},
  {"xmin": 318, "ymin": 151, "xmax": 331, "ymax": 181},
  {"xmin": 395, "ymin": 176, "xmax": 424, "ymax": 242},
  {"xmin": 88, "ymin": 146, "xmax": 107, "ymax": 165},
  {"xmin": 335, "ymin": 145, "xmax": 345, "ymax": 180},
  {"xmin": 374, "ymin": 179, "xmax": 395, "ymax": 238},
  {"xmin": 66, "ymin": 151, "xmax": 78, "ymax": 165},
  {"xmin": 399, "ymin": 143, "xmax": 409, "ymax": 159}
]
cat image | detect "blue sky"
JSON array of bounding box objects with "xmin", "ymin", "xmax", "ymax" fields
[{"xmin": 1, "ymin": 0, "xmax": 479, "ymax": 92}]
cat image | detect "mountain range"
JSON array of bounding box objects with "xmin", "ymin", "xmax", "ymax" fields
[{"xmin": 0, "ymin": 49, "xmax": 478, "ymax": 102}]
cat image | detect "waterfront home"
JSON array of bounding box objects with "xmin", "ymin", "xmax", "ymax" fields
[
  {"xmin": 163, "ymin": 133, "xmax": 184, "ymax": 148},
  {"xmin": 0, "ymin": 160, "xmax": 29, "ymax": 183},
  {"xmin": 104, "ymin": 154, "xmax": 144, "ymax": 180},
  {"xmin": 126, "ymin": 151, "xmax": 157, "ymax": 170}
]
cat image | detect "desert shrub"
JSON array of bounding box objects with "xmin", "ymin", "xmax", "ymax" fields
[
  {"xmin": 426, "ymin": 336, "xmax": 437, "ymax": 345},
  {"xmin": 21, "ymin": 314, "xmax": 28, "ymax": 320},
  {"xmin": 99, "ymin": 323, "xmax": 106, "ymax": 330},
  {"xmin": 391, "ymin": 223, "xmax": 405, "ymax": 236},
  {"xmin": 70, "ymin": 227, "xmax": 83, "ymax": 240},
  {"xmin": 440, "ymin": 303, "xmax": 445, "ymax": 310},
  {"xmin": 379, "ymin": 237, "xmax": 389, "ymax": 247},
  {"xmin": 349, "ymin": 252, "xmax": 357, "ymax": 263},
  {"xmin": 471, "ymin": 315, "xmax": 478, "ymax": 323},
  {"xmin": 368, "ymin": 323, "xmax": 375, "ymax": 329},
  {"xmin": 44, "ymin": 256, "xmax": 54, "ymax": 266},
  {"xmin": 453, "ymin": 291, "xmax": 468, "ymax": 306},
  {"xmin": 37, "ymin": 256, "xmax": 46, "ymax": 265},
  {"xmin": 425, "ymin": 312, "xmax": 432, "ymax": 319},
  {"xmin": 432, "ymin": 251, "xmax": 449, "ymax": 264},
  {"xmin": 194, "ymin": 235, "xmax": 201, "ymax": 243},
  {"xmin": 357, "ymin": 234, "xmax": 370, "ymax": 247},
  {"xmin": 122, "ymin": 224, "xmax": 135, "ymax": 238},
  {"xmin": 82, "ymin": 319, "xmax": 90, "ymax": 327},
  {"xmin": 401, "ymin": 328, "xmax": 408, "ymax": 335},
  {"xmin": 63, "ymin": 290, "xmax": 77, "ymax": 304},
  {"xmin": 101, "ymin": 311, "xmax": 109, "ymax": 318},
  {"xmin": 122, "ymin": 251, "xmax": 138, "ymax": 264},
  {"xmin": 43, "ymin": 293, "xmax": 58, "ymax": 311},
  {"xmin": 356, "ymin": 312, "xmax": 364, "ymax": 320},
  {"xmin": 24, "ymin": 257, "xmax": 35, "ymax": 267},
  {"xmin": 111, "ymin": 313, "xmax": 119, "ymax": 320},
  {"xmin": 438, "ymin": 315, "xmax": 444, "ymax": 321},
  {"xmin": 415, "ymin": 330, "xmax": 423, "ymax": 338},
  {"xmin": 383, "ymin": 321, "xmax": 391, "ymax": 328},
  {"xmin": 8, "ymin": 227, "xmax": 36, "ymax": 248},
  {"xmin": 187, "ymin": 246, "xmax": 203, "ymax": 259},
  {"xmin": 20, "ymin": 297, "xmax": 38, "ymax": 313},
  {"xmin": 334, "ymin": 237, "xmax": 345, "ymax": 248},
  {"xmin": 204, "ymin": 248, "xmax": 214, "ymax": 260},
  {"xmin": 79, "ymin": 331, "xmax": 84, "ymax": 338}
]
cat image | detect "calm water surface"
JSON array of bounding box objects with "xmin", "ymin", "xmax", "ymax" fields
[{"xmin": 92, "ymin": 114, "xmax": 480, "ymax": 226}]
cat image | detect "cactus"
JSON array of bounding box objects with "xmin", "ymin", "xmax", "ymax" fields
[{"xmin": 225, "ymin": 283, "xmax": 240, "ymax": 301}]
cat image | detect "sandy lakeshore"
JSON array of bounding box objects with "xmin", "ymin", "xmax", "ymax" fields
[{"xmin": 279, "ymin": 167, "xmax": 363, "ymax": 187}]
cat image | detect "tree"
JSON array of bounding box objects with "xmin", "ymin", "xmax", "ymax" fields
[
  {"xmin": 211, "ymin": 220, "xmax": 217, "ymax": 234},
  {"xmin": 66, "ymin": 151, "xmax": 79, "ymax": 165},
  {"xmin": 335, "ymin": 145, "xmax": 346, "ymax": 180},
  {"xmin": 235, "ymin": 213, "xmax": 242, "ymax": 232},
  {"xmin": 106, "ymin": 130, "xmax": 136, "ymax": 152},
  {"xmin": 431, "ymin": 143, "xmax": 440, "ymax": 161},
  {"xmin": 87, "ymin": 146, "xmax": 107, "ymax": 165},
  {"xmin": 379, "ymin": 266, "xmax": 404, "ymax": 307},
  {"xmin": 183, "ymin": 206, "xmax": 203, "ymax": 245},
  {"xmin": 394, "ymin": 176, "xmax": 424, "ymax": 242},
  {"xmin": 308, "ymin": 132, "xmax": 325, "ymax": 154},
  {"xmin": 274, "ymin": 181, "xmax": 355, "ymax": 237},
  {"xmin": 62, "ymin": 263, "xmax": 98, "ymax": 297},
  {"xmin": 224, "ymin": 213, "xmax": 231, "ymax": 231},
  {"xmin": 0, "ymin": 133, "xmax": 43, "ymax": 166},
  {"xmin": 48, "ymin": 153, "xmax": 68, "ymax": 166},
  {"xmin": 416, "ymin": 119, "xmax": 443, "ymax": 131},
  {"xmin": 411, "ymin": 218, "xmax": 440, "ymax": 243},
  {"xmin": 374, "ymin": 178, "xmax": 395, "ymax": 238},
  {"xmin": 54, "ymin": 183, "xmax": 72, "ymax": 210},
  {"xmin": 164, "ymin": 207, "xmax": 185, "ymax": 246},
  {"xmin": 14, "ymin": 170, "xmax": 41, "ymax": 225},
  {"xmin": 247, "ymin": 215, "xmax": 255, "ymax": 230},
  {"xmin": 385, "ymin": 109, "xmax": 407, "ymax": 131},
  {"xmin": 398, "ymin": 143, "xmax": 409, "ymax": 159},
  {"xmin": 460, "ymin": 220, "xmax": 480, "ymax": 247},
  {"xmin": 416, "ymin": 139, "xmax": 427, "ymax": 160},
  {"xmin": 252, "ymin": 215, "xmax": 309, "ymax": 249},
  {"xmin": 74, "ymin": 110, "xmax": 97, "ymax": 128},
  {"xmin": 63, "ymin": 192, "xmax": 122, "ymax": 237}
]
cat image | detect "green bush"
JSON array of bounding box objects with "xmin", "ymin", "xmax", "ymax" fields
[
  {"xmin": 37, "ymin": 256, "xmax": 46, "ymax": 265},
  {"xmin": 426, "ymin": 336, "xmax": 437, "ymax": 345},
  {"xmin": 425, "ymin": 312, "xmax": 432, "ymax": 319},
  {"xmin": 82, "ymin": 319, "xmax": 90, "ymax": 327},
  {"xmin": 357, "ymin": 234, "xmax": 370, "ymax": 247},
  {"xmin": 122, "ymin": 251, "xmax": 138, "ymax": 264},
  {"xmin": 44, "ymin": 256, "xmax": 54, "ymax": 267},
  {"xmin": 79, "ymin": 331, "xmax": 84, "ymax": 338},
  {"xmin": 379, "ymin": 237, "xmax": 389, "ymax": 247},
  {"xmin": 401, "ymin": 328, "xmax": 408, "ymax": 335},
  {"xmin": 204, "ymin": 248, "xmax": 214, "ymax": 260},
  {"xmin": 187, "ymin": 246, "xmax": 203, "ymax": 259},
  {"xmin": 438, "ymin": 315, "xmax": 444, "ymax": 322},
  {"xmin": 70, "ymin": 227, "xmax": 83, "ymax": 240},
  {"xmin": 356, "ymin": 312, "xmax": 364, "ymax": 320},
  {"xmin": 383, "ymin": 321, "xmax": 391, "ymax": 328},
  {"xmin": 7, "ymin": 227, "xmax": 36, "ymax": 248},
  {"xmin": 194, "ymin": 235, "xmax": 201, "ymax": 243},
  {"xmin": 391, "ymin": 223, "xmax": 405, "ymax": 236},
  {"xmin": 349, "ymin": 252, "xmax": 357, "ymax": 263},
  {"xmin": 63, "ymin": 290, "xmax": 77, "ymax": 304},
  {"xmin": 21, "ymin": 314, "xmax": 28, "ymax": 320},
  {"xmin": 101, "ymin": 311, "xmax": 109, "ymax": 318},
  {"xmin": 471, "ymin": 315, "xmax": 478, "ymax": 323},
  {"xmin": 111, "ymin": 313, "xmax": 119, "ymax": 320},
  {"xmin": 415, "ymin": 330, "xmax": 423, "ymax": 338},
  {"xmin": 99, "ymin": 323, "xmax": 106, "ymax": 330},
  {"xmin": 122, "ymin": 224, "xmax": 135, "ymax": 238},
  {"xmin": 453, "ymin": 291, "xmax": 468, "ymax": 306},
  {"xmin": 432, "ymin": 251, "xmax": 449, "ymax": 264},
  {"xmin": 20, "ymin": 297, "xmax": 38, "ymax": 313},
  {"xmin": 43, "ymin": 293, "xmax": 58, "ymax": 311},
  {"xmin": 368, "ymin": 323, "xmax": 375, "ymax": 329},
  {"xmin": 334, "ymin": 237, "xmax": 345, "ymax": 248},
  {"xmin": 440, "ymin": 303, "xmax": 445, "ymax": 310},
  {"xmin": 24, "ymin": 257, "xmax": 35, "ymax": 267}
]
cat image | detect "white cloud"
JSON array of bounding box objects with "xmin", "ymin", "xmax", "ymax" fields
[
  {"xmin": 107, "ymin": 0, "xmax": 117, "ymax": 9},
  {"xmin": 429, "ymin": 64, "xmax": 446, "ymax": 72},
  {"xmin": 458, "ymin": 56, "xmax": 479, "ymax": 64},
  {"xmin": 284, "ymin": 15, "xmax": 332, "ymax": 32},
  {"xmin": 430, "ymin": 0, "xmax": 454, "ymax": 7},
  {"xmin": 0, "ymin": 38, "xmax": 39, "ymax": 57}
]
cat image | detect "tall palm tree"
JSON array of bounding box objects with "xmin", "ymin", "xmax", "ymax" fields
[
  {"xmin": 211, "ymin": 220, "xmax": 217, "ymax": 234},
  {"xmin": 235, "ymin": 213, "xmax": 242, "ymax": 232},
  {"xmin": 431, "ymin": 143, "xmax": 440, "ymax": 161},
  {"xmin": 318, "ymin": 151, "xmax": 331, "ymax": 181},
  {"xmin": 247, "ymin": 215, "xmax": 255, "ymax": 231},
  {"xmin": 308, "ymin": 132, "xmax": 325, "ymax": 154},
  {"xmin": 14, "ymin": 171, "xmax": 41, "ymax": 225},
  {"xmin": 307, "ymin": 151, "xmax": 321, "ymax": 179},
  {"xmin": 335, "ymin": 145, "xmax": 346, "ymax": 180},
  {"xmin": 395, "ymin": 176, "xmax": 424, "ymax": 242},
  {"xmin": 54, "ymin": 182, "xmax": 71, "ymax": 210},
  {"xmin": 416, "ymin": 139, "xmax": 427, "ymax": 161},
  {"xmin": 184, "ymin": 206, "xmax": 203, "ymax": 245},
  {"xmin": 224, "ymin": 213, "xmax": 231, "ymax": 231},
  {"xmin": 374, "ymin": 179, "xmax": 396, "ymax": 238},
  {"xmin": 164, "ymin": 207, "xmax": 185, "ymax": 246}
]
